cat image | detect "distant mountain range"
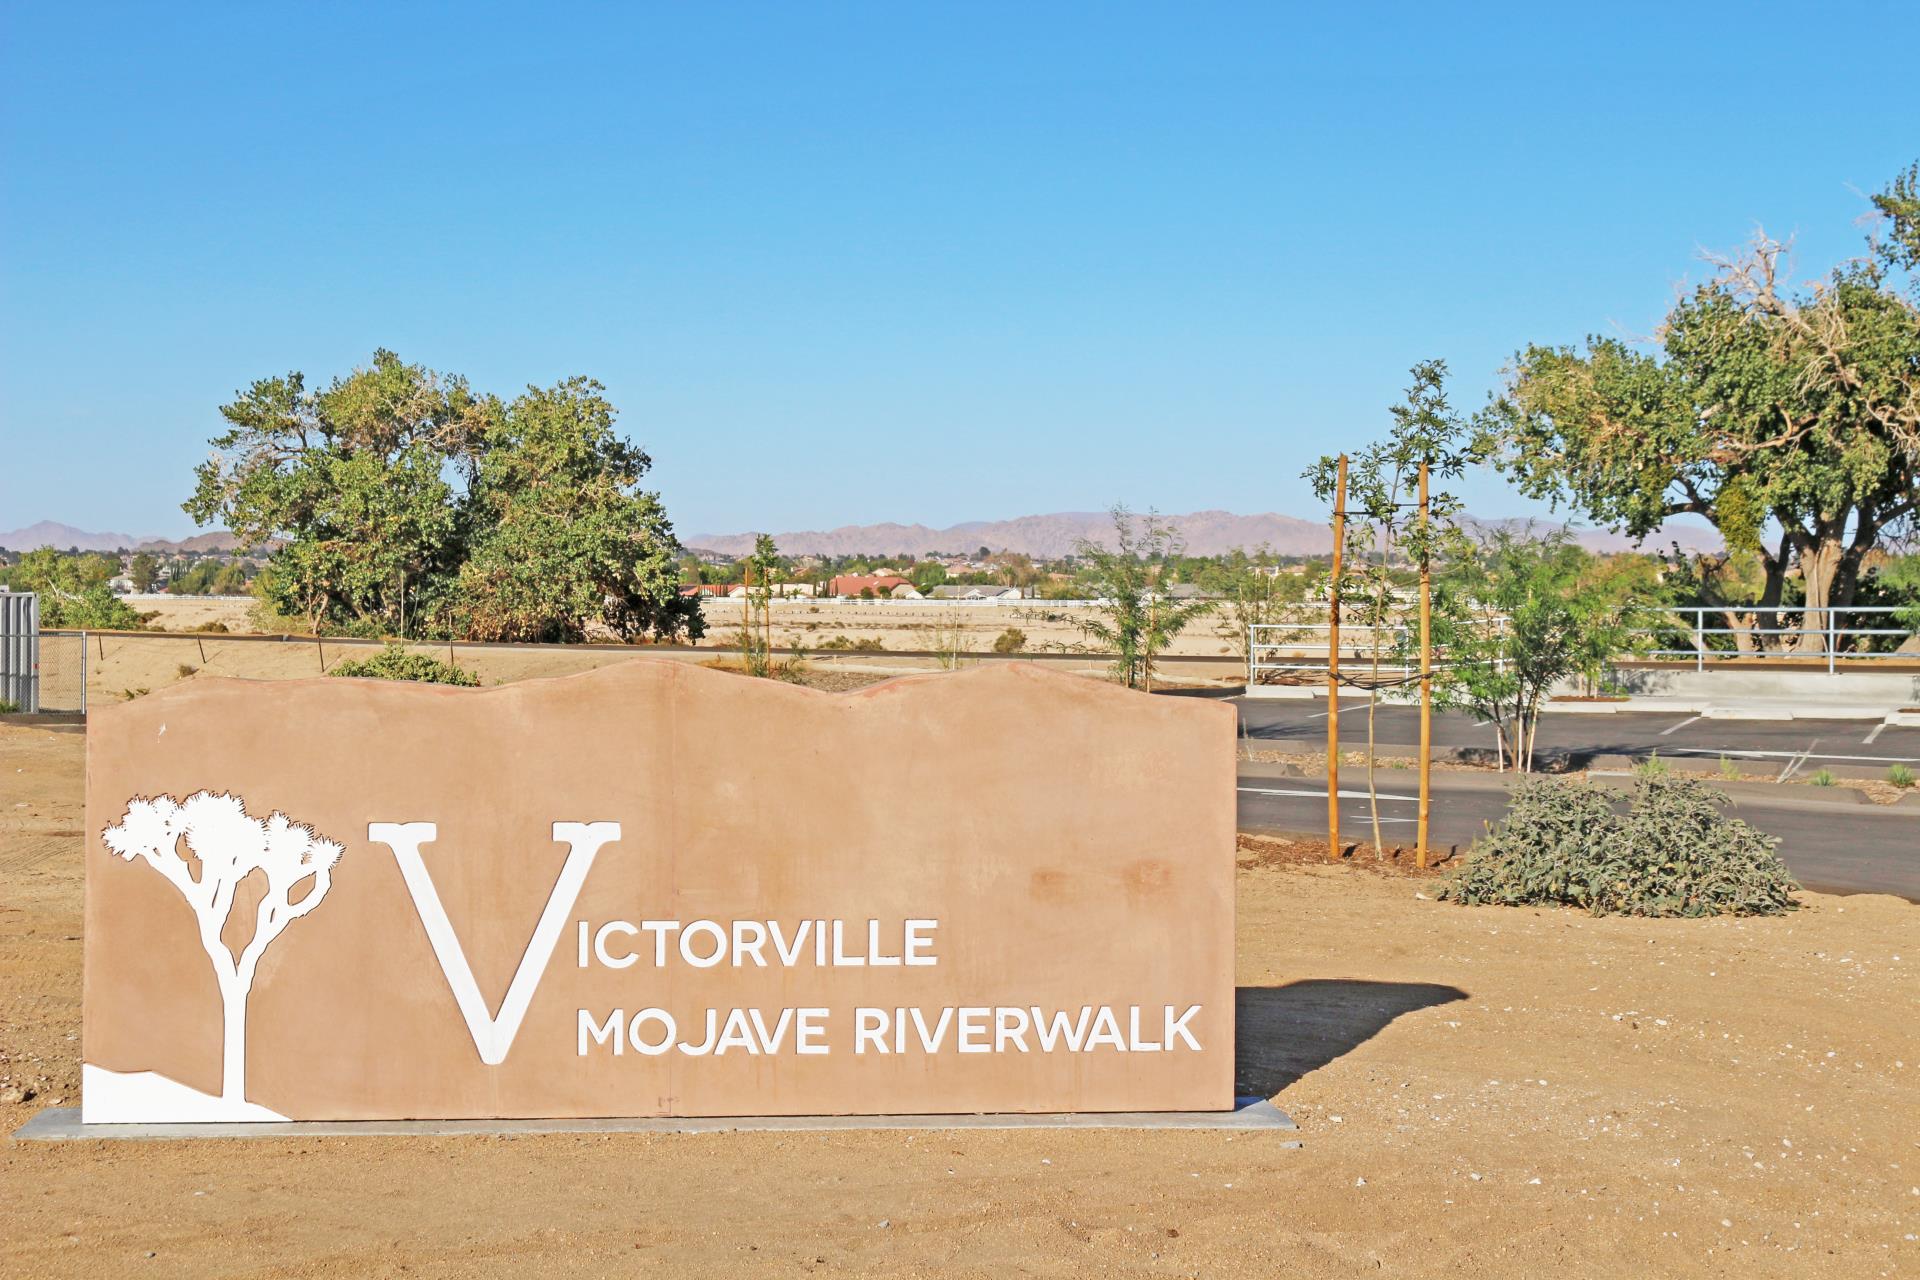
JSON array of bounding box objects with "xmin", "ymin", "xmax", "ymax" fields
[
  {"xmin": 0, "ymin": 521, "xmax": 245, "ymax": 555},
  {"xmin": 4, "ymin": 510, "xmax": 1723, "ymax": 561},
  {"xmin": 686, "ymin": 509, "xmax": 1723, "ymax": 559}
]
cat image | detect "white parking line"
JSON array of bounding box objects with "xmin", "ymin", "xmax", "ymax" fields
[
  {"xmin": 1239, "ymin": 786, "xmax": 1418, "ymax": 802},
  {"xmin": 1659, "ymin": 714, "xmax": 1703, "ymax": 737},
  {"xmin": 1306, "ymin": 704, "xmax": 1368, "ymax": 720},
  {"xmin": 1864, "ymin": 723, "xmax": 1887, "ymax": 745},
  {"xmin": 1663, "ymin": 747, "xmax": 1919, "ymax": 765}
]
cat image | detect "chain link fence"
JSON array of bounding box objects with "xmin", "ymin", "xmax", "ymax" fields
[{"xmin": 36, "ymin": 631, "xmax": 87, "ymax": 714}]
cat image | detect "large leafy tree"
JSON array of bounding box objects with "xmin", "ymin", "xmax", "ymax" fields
[
  {"xmin": 1478, "ymin": 165, "xmax": 1920, "ymax": 652},
  {"xmin": 186, "ymin": 351, "xmax": 701, "ymax": 643},
  {"xmin": 4, "ymin": 549, "xmax": 144, "ymax": 629},
  {"xmin": 446, "ymin": 378, "xmax": 698, "ymax": 643}
]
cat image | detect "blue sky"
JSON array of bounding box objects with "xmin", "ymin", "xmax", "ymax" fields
[{"xmin": 1, "ymin": 1, "xmax": 1912, "ymax": 542}]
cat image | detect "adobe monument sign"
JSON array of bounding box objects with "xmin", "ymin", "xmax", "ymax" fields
[{"xmin": 81, "ymin": 661, "xmax": 1234, "ymax": 1123}]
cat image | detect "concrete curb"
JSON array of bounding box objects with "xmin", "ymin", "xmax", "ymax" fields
[
  {"xmin": 13, "ymin": 1099, "xmax": 1300, "ymax": 1142},
  {"xmin": 1240, "ymin": 759, "xmax": 1913, "ymax": 813}
]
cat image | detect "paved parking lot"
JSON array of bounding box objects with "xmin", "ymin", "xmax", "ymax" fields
[
  {"xmin": 1236, "ymin": 697, "xmax": 1920, "ymax": 773},
  {"xmin": 1234, "ymin": 698, "xmax": 1920, "ymax": 901}
]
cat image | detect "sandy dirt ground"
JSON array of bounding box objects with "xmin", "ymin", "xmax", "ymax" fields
[
  {"xmin": 1, "ymin": 721, "xmax": 1915, "ymax": 1278},
  {"xmin": 125, "ymin": 595, "xmax": 1244, "ymax": 658},
  {"xmin": 38, "ymin": 626, "xmax": 1238, "ymax": 710},
  {"xmin": 124, "ymin": 594, "xmax": 257, "ymax": 633},
  {"xmin": 699, "ymin": 599, "xmax": 1245, "ymax": 659}
]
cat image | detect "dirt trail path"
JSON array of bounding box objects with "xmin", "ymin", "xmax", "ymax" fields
[{"xmin": 1, "ymin": 722, "xmax": 1914, "ymax": 1278}]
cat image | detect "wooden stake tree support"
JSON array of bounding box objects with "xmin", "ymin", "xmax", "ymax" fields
[
  {"xmin": 1323, "ymin": 453, "xmax": 1438, "ymax": 868},
  {"xmin": 1417, "ymin": 461, "xmax": 1432, "ymax": 870},
  {"xmin": 1312, "ymin": 361, "xmax": 1468, "ymax": 869},
  {"xmin": 1326, "ymin": 454, "xmax": 1346, "ymax": 862}
]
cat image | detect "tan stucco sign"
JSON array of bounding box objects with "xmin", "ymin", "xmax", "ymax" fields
[{"xmin": 83, "ymin": 661, "xmax": 1234, "ymax": 1122}]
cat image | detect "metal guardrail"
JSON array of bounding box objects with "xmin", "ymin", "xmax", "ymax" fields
[
  {"xmin": 1247, "ymin": 619, "xmax": 1498, "ymax": 688},
  {"xmin": 1637, "ymin": 606, "xmax": 1916, "ymax": 674},
  {"xmin": 1251, "ymin": 605, "xmax": 1919, "ymax": 685}
]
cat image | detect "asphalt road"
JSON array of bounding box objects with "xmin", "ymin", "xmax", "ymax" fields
[
  {"xmin": 1235, "ymin": 762, "xmax": 1920, "ymax": 902},
  {"xmin": 1236, "ymin": 697, "xmax": 1920, "ymax": 774}
]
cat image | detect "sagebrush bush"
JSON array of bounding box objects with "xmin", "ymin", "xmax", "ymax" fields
[
  {"xmin": 328, "ymin": 644, "xmax": 479, "ymax": 686},
  {"xmin": 1441, "ymin": 773, "xmax": 1798, "ymax": 917},
  {"xmin": 818, "ymin": 635, "xmax": 884, "ymax": 652}
]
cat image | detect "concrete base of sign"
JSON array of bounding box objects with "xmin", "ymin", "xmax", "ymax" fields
[{"xmin": 14, "ymin": 1098, "xmax": 1296, "ymax": 1142}]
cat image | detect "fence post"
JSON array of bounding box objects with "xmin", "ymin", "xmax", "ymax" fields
[
  {"xmin": 1694, "ymin": 607, "xmax": 1704, "ymax": 673},
  {"xmin": 1828, "ymin": 610, "xmax": 1837, "ymax": 676},
  {"xmin": 79, "ymin": 629, "xmax": 87, "ymax": 717}
]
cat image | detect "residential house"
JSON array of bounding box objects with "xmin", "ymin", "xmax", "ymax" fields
[
  {"xmin": 828, "ymin": 574, "xmax": 916, "ymax": 599},
  {"xmin": 928, "ymin": 584, "xmax": 1022, "ymax": 601}
]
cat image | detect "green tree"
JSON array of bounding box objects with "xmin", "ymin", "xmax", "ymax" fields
[
  {"xmin": 1873, "ymin": 160, "xmax": 1920, "ymax": 274},
  {"xmin": 1075, "ymin": 506, "xmax": 1212, "ymax": 691},
  {"xmin": 737, "ymin": 533, "xmax": 779, "ymax": 677},
  {"xmin": 1431, "ymin": 531, "xmax": 1656, "ymax": 772},
  {"xmin": 1478, "ymin": 164, "xmax": 1920, "ymax": 654},
  {"xmin": 1307, "ymin": 361, "xmax": 1478, "ymax": 853},
  {"xmin": 186, "ymin": 351, "xmax": 700, "ymax": 644},
  {"xmin": 910, "ymin": 561, "xmax": 948, "ymax": 593},
  {"xmin": 128, "ymin": 552, "xmax": 160, "ymax": 593},
  {"xmin": 446, "ymin": 378, "xmax": 700, "ymax": 643},
  {"xmin": 211, "ymin": 562, "xmax": 249, "ymax": 595},
  {"xmin": 1858, "ymin": 552, "xmax": 1920, "ymax": 653},
  {"xmin": 186, "ymin": 350, "xmax": 478, "ymax": 635},
  {"xmin": 1206, "ymin": 547, "xmax": 1308, "ymax": 665},
  {"xmin": 7, "ymin": 549, "xmax": 143, "ymax": 629}
]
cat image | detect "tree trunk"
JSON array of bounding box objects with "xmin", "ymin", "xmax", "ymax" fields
[
  {"xmin": 1723, "ymin": 530, "xmax": 1791, "ymax": 653},
  {"xmin": 1791, "ymin": 514, "xmax": 1873, "ymax": 656}
]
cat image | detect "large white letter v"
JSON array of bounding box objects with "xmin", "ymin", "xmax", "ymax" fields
[{"xmin": 369, "ymin": 821, "xmax": 619, "ymax": 1065}]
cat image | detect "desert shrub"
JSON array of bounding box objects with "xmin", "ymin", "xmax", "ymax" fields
[
  {"xmin": 1441, "ymin": 773, "xmax": 1797, "ymax": 917},
  {"xmin": 1889, "ymin": 763, "xmax": 1916, "ymax": 789},
  {"xmin": 195, "ymin": 620, "xmax": 229, "ymax": 633},
  {"xmin": 818, "ymin": 635, "xmax": 884, "ymax": 652},
  {"xmin": 1810, "ymin": 767, "xmax": 1836, "ymax": 787},
  {"xmin": 992, "ymin": 627, "xmax": 1028, "ymax": 654},
  {"xmin": 175, "ymin": 664, "xmax": 197, "ymax": 678},
  {"xmin": 328, "ymin": 644, "xmax": 479, "ymax": 686},
  {"xmin": 0, "ymin": 699, "xmax": 18, "ymax": 714}
]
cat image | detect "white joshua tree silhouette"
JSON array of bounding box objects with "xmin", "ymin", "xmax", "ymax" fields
[{"xmin": 103, "ymin": 792, "xmax": 344, "ymax": 1108}]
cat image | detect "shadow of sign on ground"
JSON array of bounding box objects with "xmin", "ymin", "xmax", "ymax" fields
[{"xmin": 1234, "ymin": 979, "xmax": 1469, "ymax": 1096}]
